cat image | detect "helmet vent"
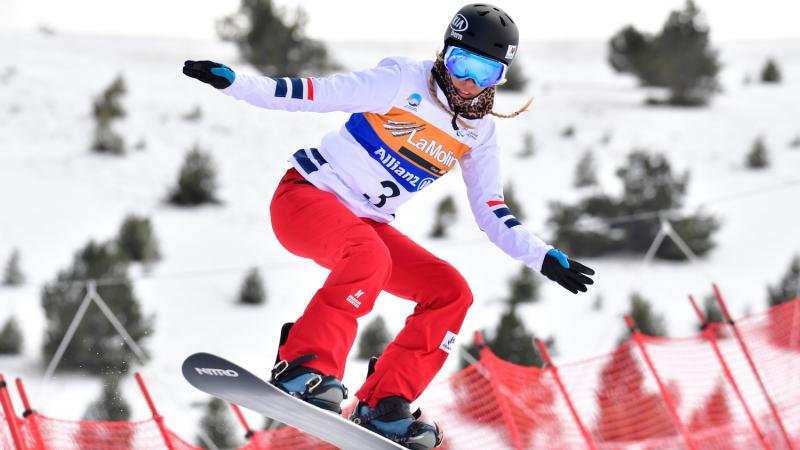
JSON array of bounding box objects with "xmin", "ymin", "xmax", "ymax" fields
[
  {"xmin": 504, "ymin": 14, "xmax": 515, "ymax": 24},
  {"xmin": 478, "ymin": 11, "xmax": 490, "ymax": 16},
  {"xmin": 499, "ymin": 17, "xmax": 506, "ymax": 26}
]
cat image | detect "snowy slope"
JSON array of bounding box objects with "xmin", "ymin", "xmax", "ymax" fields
[{"xmin": 1, "ymin": 31, "xmax": 799, "ymax": 441}]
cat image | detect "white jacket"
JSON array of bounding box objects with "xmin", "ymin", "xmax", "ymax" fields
[{"xmin": 221, "ymin": 57, "xmax": 553, "ymax": 271}]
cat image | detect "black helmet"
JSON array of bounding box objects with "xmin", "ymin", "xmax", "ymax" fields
[{"xmin": 443, "ymin": 3, "xmax": 519, "ymax": 65}]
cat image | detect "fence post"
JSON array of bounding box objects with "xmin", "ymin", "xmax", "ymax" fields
[
  {"xmin": 688, "ymin": 295, "xmax": 771, "ymax": 450},
  {"xmin": 0, "ymin": 375, "xmax": 26, "ymax": 450},
  {"xmin": 625, "ymin": 316, "xmax": 697, "ymax": 450},
  {"xmin": 229, "ymin": 402, "xmax": 255, "ymax": 441},
  {"xmin": 134, "ymin": 373, "xmax": 176, "ymax": 450},
  {"xmin": 711, "ymin": 283, "xmax": 795, "ymax": 450},
  {"xmin": 14, "ymin": 379, "xmax": 44, "ymax": 450},
  {"xmin": 535, "ymin": 339, "xmax": 595, "ymax": 450}
]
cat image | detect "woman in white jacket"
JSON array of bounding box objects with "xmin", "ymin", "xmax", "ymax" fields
[{"xmin": 183, "ymin": 4, "xmax": 595, "ymax": 448}]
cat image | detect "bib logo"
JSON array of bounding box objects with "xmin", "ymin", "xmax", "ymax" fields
[
  {"xmin": 405, "ymin": 93, "xmax": 422, "ymax": 111},
  {"xmin": 439, "ymin": 331, "xmax": 458, "ymax": 354}
]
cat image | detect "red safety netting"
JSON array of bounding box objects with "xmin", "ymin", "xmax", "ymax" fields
[{"xmin": 2, "ymin": 298, "xmax": 799, "ymax": 450}]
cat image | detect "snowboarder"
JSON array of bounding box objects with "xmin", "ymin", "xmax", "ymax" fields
[{"xmin": 183, "ymin": 3, "xmax": 595, "ymax": 448}]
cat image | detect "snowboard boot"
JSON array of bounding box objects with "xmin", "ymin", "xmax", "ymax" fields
[
  {"xmin": 349, "ymin": 357, "xmax": 442, "ymax": 449},
  {"xmin": 270, "ymin": 322, "xmax": 348, "ymax": 414}
]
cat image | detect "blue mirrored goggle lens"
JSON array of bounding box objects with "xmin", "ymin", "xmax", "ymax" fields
[{"xmin": 444, "ymin": 47, "xmax": 507, "ymax": 88}]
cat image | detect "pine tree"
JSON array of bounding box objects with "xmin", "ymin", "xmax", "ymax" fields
[
  {"xmin": 3, "ymin": 248, "xmax": 25, "ymax": 286},
  {"xmin": 507, "ymin": 265, "xmax": 540, "ymax": 307},
  {"xmin": 745, "ymin": 136, "xmax": 769, "ymax": 169},
  {"xmin": 489, "ymin": 306, "xmax": 546, "ymax": 367},
  {"xmin": 619, "ymin": 292, "xmax": 667, "ymax": 344},
  {"xmin": 0, "ymin": 316, "xmax": 23, "ymax": 354},
  {"xmin": 83, "ymin": 375, "xmax": 131, "ymax": 421},
  {"xmin": 574, "ymin": 150, "xmax": 598, "ymax": 188},
  {"xmin": 689, "ymin": 382, "xmax": 731, "ymax": 430},
  {"xmin": 41, "ymin": 241, "xmax": 152, "ymax": 374},
  {"xmin": 78, "ymin": 375, "xmax": 133, "ymax": 449},
  {"xmin": 497, "ymin": 61, "xmax": 529, "ymax": 92},
  {"xmin": 595, "ymin": 344, "xmax": 677, "ymax": 441},
  {"xmin": 116, "ymin": 215, "xmax": 160, "ymax": 265},
  {"xmin": 357, "ymin": 315, "xmax": 390, "ymax": 359},
  {"xmin": 608, "ymin": 1, "xmax": 720, "ymax": 106},
  {"xmin": 503, "ymin": 183, "xmax": 525, "ymax": 221},
  {"xmin": 517, "ymin": 131, "xmax": 535, "ymax": 158},
  {"xmin": 767, "ymin": 255, "xmax": 800, "ymax": 307},
  {"xmin": 760, "ymin": 58, "xmax": 782, "ymax": 83},
  {"xmin": 217, "ymin": 0, "xmax": 340, "ymax": 77},
  {"xmin": 429, "ymin": 195, "xmax": 458, "ymax": 238},
  {"xmin": 238, "ymin": 268, "xmax": 266, "ymax": 305},
  {"xmin": 197, "ymin": 397, "xmax": 240, "ymax": 449},
  {"xmin": 91, "ymin": 75, "xmax": 127, "ymax": 155},
  {"xmin": 168, "ymin": 145, "xmax": 220, "ymax": 206},
  {"xmin": 698, "ymin": 294, "xmax": 728, "ymax": 338}
]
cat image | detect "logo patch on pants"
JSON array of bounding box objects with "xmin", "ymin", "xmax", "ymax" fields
[{"xmin": 439, "ymin": 331, "xmax": 457, "ymax": 354}]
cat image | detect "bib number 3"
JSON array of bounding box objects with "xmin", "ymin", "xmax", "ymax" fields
[{"xmin": 364, "ymin": 180, "xmax": 400, "ymax": 208}]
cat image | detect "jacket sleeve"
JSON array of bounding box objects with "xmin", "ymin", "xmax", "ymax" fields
[
  {"xmin": 459, "ymin": 120, "xmax": 553, "ymax": 271},
  {"xmin": 219, "ymin": 58, "xmax": 404, "ymax": 114}
]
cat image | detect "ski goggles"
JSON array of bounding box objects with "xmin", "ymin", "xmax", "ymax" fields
[{"xmin": 444, "ymin": 45, "xmax": 509, "ymax": 88}]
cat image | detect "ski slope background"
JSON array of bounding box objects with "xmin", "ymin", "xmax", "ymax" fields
[{"xmin": 1, "ymin": 31, "xmax": 799, "ymax": 442}]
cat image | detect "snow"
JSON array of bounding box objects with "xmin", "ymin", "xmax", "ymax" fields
[{"xmin": 1, "ymin": 30, "xmax": 799, "ymax": 441}]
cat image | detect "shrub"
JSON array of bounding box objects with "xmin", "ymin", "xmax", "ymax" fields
[
  {"xmin": 430, "ymin": 195, "xmax": 457, "ymax": 238},
  {"xmin": 91, "ymin": 124, "xmax": 125, "ymax": 155},
  {"xmin": 168, "ymin": 146, "xmax": 220, "ymax": 206},
  {"xmin": 357, "ymin": 315, "xmax": 390, "ymax": 359},
  {"xmin": 238, "ymin": 268, "xmax": 266, "ymax": 305},
  {"xmin": 41, "ymin": 241, "xmax": 152, "ymax": 374},
  {"xmin": 608, "ymin": 1, "xmax": 720, "ymax": 106},
  {"xmin": 217, "ymin": 0, "xmax": 340, "ymax": 77},
  {"xmin": 116, "ymin": 215, "xmax": 161, "ymax": 265}
]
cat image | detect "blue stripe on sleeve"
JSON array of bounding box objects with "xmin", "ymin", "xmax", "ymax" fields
[
  {"xmin": 310, "ymin": 148, "xmax": 327, "ymax": 165},
  {"xmin": 290, "ymin": 78, "xmax": 304, "ymax": 99},
  {"xmin": 492, "ymin": 207, "xmax": 512, "ymax": 218},
  {"xmin": 293, "ymin": 149, "xmax": 318, "ymax": 174},
  {"xmin": 504, "ymin": 218, "xmax": 522, "ymax": 228},
  {"xmin": 272, "ymin": 78, "xmax": 287, "ymax": 97}
]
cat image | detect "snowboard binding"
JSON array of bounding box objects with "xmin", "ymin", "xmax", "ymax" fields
[
  {"xmin": 270, "ymin": 323, "xmax": 348, "ymax": 414},
  {"xmin": 349, "ymin": 357, "xmax": 443, "ymax": 450}
]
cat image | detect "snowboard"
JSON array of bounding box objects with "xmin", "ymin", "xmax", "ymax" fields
[{"xmin": 182, "ymin": 352, "xmax": 406, "ymax": 450}]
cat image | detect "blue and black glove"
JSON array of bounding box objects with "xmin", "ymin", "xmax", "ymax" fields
[
  {"xmin": 540, "ymin": 249, "xmax": 595, "ymax": 294},
  {"xmin": 182, "ymin": 60, "xmax": 235, "ymax": 89}
]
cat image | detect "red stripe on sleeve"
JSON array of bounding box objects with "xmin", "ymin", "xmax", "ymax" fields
[
  {"xmin": 306, "ymin": 78, "xmax": 314, "ymax": 101},
  {"xmin": 487, "ymin": 200, "xmax": 506, "ymax": 207}
]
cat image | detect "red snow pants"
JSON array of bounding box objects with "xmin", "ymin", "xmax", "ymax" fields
[{"xmin": 270, "ymin": 168, "xmax": 473, "ymax": 406}]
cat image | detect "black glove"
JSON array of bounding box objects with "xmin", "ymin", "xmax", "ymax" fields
[
  {"xmin": 540, "ymin": 249, "xmax": 595, "ymax": 294},
  {"xmin": 182, "ymin": 60, "xmax": 235, "ymax": 89}
]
